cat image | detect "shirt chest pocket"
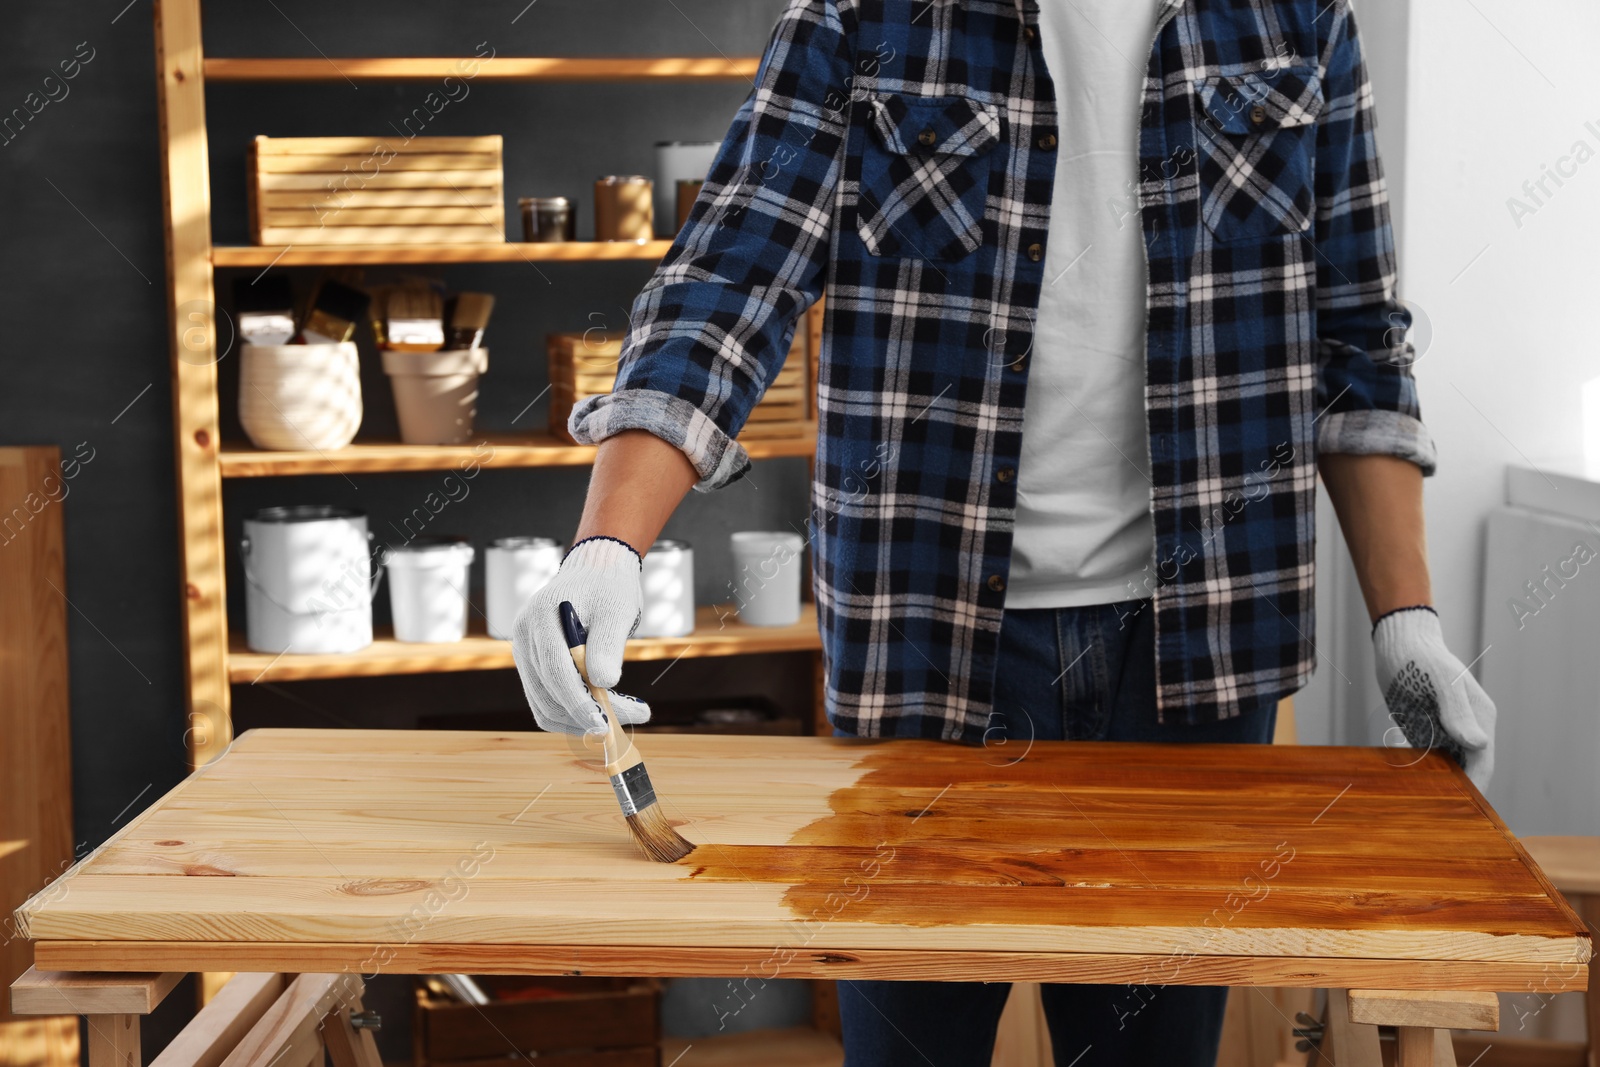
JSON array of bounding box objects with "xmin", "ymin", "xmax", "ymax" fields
[
  {"xmin": 1193, "ymin": 64, "xmax": 1325, "ymax": 243},
  {"xmin": 854, "ymin": 93, "xmax": 1003, "ymax": 262}
]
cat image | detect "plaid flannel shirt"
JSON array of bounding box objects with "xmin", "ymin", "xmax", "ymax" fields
[{"xmin": 570, "ymin": 0, "xmax": 1436, "ymax": 741}]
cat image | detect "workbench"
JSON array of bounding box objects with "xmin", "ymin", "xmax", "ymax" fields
[{"xmin": 10, "ymin": 729, "xmax": 1592, "ymax": 1065}]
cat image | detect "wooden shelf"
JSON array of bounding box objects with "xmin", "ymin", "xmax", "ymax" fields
[
  {"xmin": 204, "ymin": 56, "xmax": 760, "ymax": 83},
  {"xmin": 227, "ymin": 604, "xmax": 820, "ymax": 682},
  {"xmin": 662, "ymin": 1026, "xmax": 842, "ymax": 1067},
  {"xmin": 217, "ymin": 430, "xmax": 816, "ymax": 478},
  {"xmin": 212, "ymin": 239, "xmax": 676, "ymax": 267}
]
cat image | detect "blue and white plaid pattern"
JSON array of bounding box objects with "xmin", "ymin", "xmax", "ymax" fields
[{"xmin": 570, "ymin": 0, "xmax": 1436, "ymax": 741}]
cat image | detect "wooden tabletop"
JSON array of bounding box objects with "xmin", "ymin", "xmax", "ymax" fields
[{"xmin": 17, "ymin": 729, "xmax": 1591, "ymax": 991}]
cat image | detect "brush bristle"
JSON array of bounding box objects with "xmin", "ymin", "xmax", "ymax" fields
[{"xmin": 624, "ymin": 803, "xmax": 695, "ymax": 863}]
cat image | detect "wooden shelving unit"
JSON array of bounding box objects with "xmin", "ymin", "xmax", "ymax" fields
[
  {"xmin": 154, "ymin": 0, "xmax": 826, "ymax": 770},
  {"xmin": 230, "ymin": 605, "xmax": 821, "ymax": 683}
]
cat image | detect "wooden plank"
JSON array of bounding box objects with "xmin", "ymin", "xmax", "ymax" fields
[
  {"xmin": 1321, "ymin": 989, "xmax": 1383, "ymax": 1067},
  {"xmin": 254, "ymin": 225, "xmax": 505, "ymax": 246},
  {"xmin": 86, "ymin": 1014, "xmax": 139, "ymax": 1067},
  {"xmin": 258, "ymin": 188, "xmax": 502, "ymax": 210},
  {"xmin": 212, "ymin": 241, "xmax": 675, "ymax": 267},
  {"xmin": 216, "ymin": 431, "xmax": 814, "ymax": 478},
  {"xmin": 10, "ymin": 967, "xmax": 180, "ymax": 1016},
  {"xmin": 0, "ymin": 1016, "xmax": 78, "ymax": 1067},
  {"xmin": 0, "ymin": 448, "xmax": 73, "ymax": 1029},
  {"xmin": 320, "ymin": 1006, "xmax": 381, "ymax": 1067},
  {"xmin": 1395, "ymin": 1026, "xmax": 1454, "ymax": 1067},
  {"xmin": 259, "ymin": 207, "xmax": 503, "ymax": 226},
  {"xmin": 254, "ymin": 171, "xmax": 502, "ymax": 192},
  {"xmin": 15, "ymin": 734, "xmax": 1591, "ymax": 986},
  {"xmin": 217, "ymin": 973, "xmax": 356, "ymax": 1067},
  {"xmin": 1347, "ymin": 988, "xmax": 1499, "ymax": 1030},
  {"xmin": 660, "ymin": 1026, "xmax": 841, "ymax": 1067},
  {"xmin": 32, "ymin": 941, "xmax": 1590, "ymax": 992},
  {"xmin": 254, "ymin": 153, "xmax": 502, "ymax": 173},
  {"xmin": 149, "ymin": 973, "xmax": 284, "ymax": 1067},
  {"xmin": 254, "ymin": 135, "xmax": 504, "ymax": 155},
  {"xmin": 154, "ymin": 0, "xmax": 231, "ymax": 769},
  {"xmin": 204, "ymin": 57, "xmax": 760, "ymax": 82},
  {"xmin": 225, "ymin": 605, "xmax": 820, "ymax": 682},
  {"xmin": 1522, "ymin": 837, "xmax": 1600, "ymax": 894}
]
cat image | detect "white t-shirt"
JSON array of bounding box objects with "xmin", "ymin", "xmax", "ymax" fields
[{"xmin": 1006, "ymin": 0, "xmax": 1163, "ymax": 609}]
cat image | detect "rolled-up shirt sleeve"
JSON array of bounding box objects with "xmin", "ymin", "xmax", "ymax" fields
[
  {"xmin": 568, "ymin": 0, "xmax": 853, "ymax": 491},
  {"xmin": 1312, "ymin": 1, "xmax": 1438, "ymax": 475}
]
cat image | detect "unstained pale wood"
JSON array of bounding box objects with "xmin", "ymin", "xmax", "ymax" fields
[
  {"xmin": 1395, "ymin": 1026, "xmax": 1454, "ymax": 1067},
  {"xmin": 211, "ymin": 239, "xmax": 678, "ymax": 267},
  {"xmin": 1523, "ymin": 838, "xmax": 1600, "ymax": 895},
  {"xmin": 226, "ymin": 605, "xmax": 820, "ymax": 682},
  {"xmin": 1347, "ymin": 988, "xmax": 1499, "ymax": 1031},
  {"xmin": 148, "ymin": 973, "xmax": 284, "ymax": 1067},
  {"xmin": 217, "ymin": 973, "xmax": 356, "ymax": 1067},
  {"xmin": 216, "ymin": 430, "xmax": 814, "ymax": 478},
  {"xmin": 0, "ymin": 448, "xmax": 74, "ymax": 1039},
  {"xmin": 320, "ymin": 1005, "xmax": 382, "ymax": 1067},
  {"xmin": 10, "ymin": 967, "xmax": 180, "ymax": 1016},
  {"xmin": 16, "ymin": 733, "xmax": 1591, "ymax": 990},
  {"xmin": 204, "ymin": 56, "xmax": 760, "ymax": 82},
  {"xmin": 86, "ymin": 1013, "xmax": 139, "ymax": 1067}
]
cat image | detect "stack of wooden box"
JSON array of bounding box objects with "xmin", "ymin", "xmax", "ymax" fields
[{"xmin": 247, "ymin": 135, "xmax": 505, "ymax": 245}]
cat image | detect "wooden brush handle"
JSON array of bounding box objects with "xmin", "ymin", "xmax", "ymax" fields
[{"xmin": 559, "ymin": 601, "xmax": 639, "ymax": 776}]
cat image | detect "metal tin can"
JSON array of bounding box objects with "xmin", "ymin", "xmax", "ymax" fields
[
  {"xmin": 519, "ymin": 196, "xmax": 576, "ymax": 243},
  {"xmin": 637, "ymin": 538, "xmax": 695, "ymax": 638},
  {"xmin": 593, "ymin": 175, "xmax": 653, "ymax": 241},
  {"xmin": 485, "ymin": 536, "xmax": 564, "ymax": 639}
]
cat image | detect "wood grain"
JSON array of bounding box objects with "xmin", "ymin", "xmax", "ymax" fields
[
  {"xmin": 204, "ymin": 57, "xmax": 761, "ymax": 83},
  {"xmin": 1347, "ymin": 988, "xmax": 1499, "ymax": 1030},
  {"xmin": 148, "ymin": 973, "xmax": 284, "ymax": 1067},
  {"xmin": 0, "ymin": 448, "xmax": 73, "ymax": 1035},
  {"xmin": 225, "ymin": 605, "xmax": 821, "ymax": 682},
  {"xmin": 16, "ymin": 733, "xmax": 1591, "ymax": 989},
  {"xmin": 9, "ymin": 967, "xmax": 180, "ymax": 1016}
]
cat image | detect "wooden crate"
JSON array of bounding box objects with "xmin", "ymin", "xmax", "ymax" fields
[
  {"xmin": 413, "ymin": 977, "xmax": 660, "ymax": 1067},
  {"xmin": 247, "ymin": 135, "xmax": 505, "ymax": 245},
  {"xmin": 548, "ymin": 319, "xmax": 811, "ymax": 444}
]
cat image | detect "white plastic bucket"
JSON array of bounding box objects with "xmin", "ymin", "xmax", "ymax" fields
[
  {"xmin": 637, "ymin": 538, "xmax": 695, "ymax": 638},
  {"xmin": 386, "ymin": 536, "xmax": 476, "ymax": 643},
  {"xmin": 730, "ymin": 531, "xmax": 804, "ymax": 627},
  {"xmin": 485, "ymin": 536, "xmax": 563, "ymax": 640},
  {"xmin": 239, "ymin": 342, "xmax": 363, "ymax": 451},
  {"xmin": 241, "ymin": 506, "xmax": 378, "ymax": 654}
]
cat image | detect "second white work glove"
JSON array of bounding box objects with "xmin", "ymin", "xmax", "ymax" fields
[
  {"xmin": 510, "ymin": 536, "xmax": 653, "ymax": 735},
  {"xmin": 1372, "ymin": 605, "xmax": 1496, "ymax": 788}
]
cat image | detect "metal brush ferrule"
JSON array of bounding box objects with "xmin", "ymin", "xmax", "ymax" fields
[{"xmin": 610, "ymin": 763, "xmax": 657, "ymax": 816}]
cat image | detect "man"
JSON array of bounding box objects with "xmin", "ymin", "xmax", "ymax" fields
[{"xmin": 511, "ymin": 0, "xmax": 1497, "ymax": 1062}]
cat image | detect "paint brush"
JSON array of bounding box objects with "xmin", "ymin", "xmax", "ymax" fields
[{"xmin": 559, "ymin": 600, "xmax": 695, "ymax": 863}]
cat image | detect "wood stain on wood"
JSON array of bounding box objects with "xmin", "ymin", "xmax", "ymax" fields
[{"xmin": 681, "ymin": 739, "xmax": 1579, "ymax": 938}]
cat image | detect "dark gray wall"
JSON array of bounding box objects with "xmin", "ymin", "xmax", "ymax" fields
[{"xmin": 1, "ymin": 0, "xmax": 798, "ymax": 1052}]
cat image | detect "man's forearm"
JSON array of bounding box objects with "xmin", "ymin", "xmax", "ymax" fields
[
  {"xmin": 573, "ymin": 430, "xmax": 700, "ymax": 557},
  {"xmin": 1318, "ymin": 452, "xmax": 1433, "ymax": 623}
]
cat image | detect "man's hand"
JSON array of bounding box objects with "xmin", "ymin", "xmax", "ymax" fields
[
  {"xmin": 510, "ymin": 536, "xmax": 652, "ymax": 735},
  {"xmin": 1372, "ymin": 606, "xmax": 1496, "ymax": 787}
]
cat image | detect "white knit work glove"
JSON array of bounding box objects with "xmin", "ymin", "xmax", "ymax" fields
[
  {"xmin": 1372, "ymin": 606, "xmax": 1496, "ymax": 788},
  {"xmin": 510, "ymin": 536, "xmax": 652, "ymax": 735}
]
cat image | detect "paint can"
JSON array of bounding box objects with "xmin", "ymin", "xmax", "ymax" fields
[
  {"xmin": 241, "ymin": 505, "xmax": 378, "ymax": 654},
  {"xmin": 485, "ymin": 536, "xmax": 563, "ymax": 640},
  {"xmin": 593, "ymin": 175, "xmax": 653, "ymax": 241},
  {"xmin": 730, "ymin": 531, "xmax": 804, "ymax": 626},
  {"xmin": 386, "ymin": 536, "xmax": 476, "ymax": 643},
  {"xmin": 637, "ymin": 538, "xmax": 695, "ymax": 638},
  {"xmin": 654, "ymin": 141, "xmax": 719, "ymax": 235}
]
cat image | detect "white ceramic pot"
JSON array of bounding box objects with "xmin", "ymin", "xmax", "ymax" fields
[
  {"xmin": 381, "ymin": 347, "xmax": 488, "ymax": 446},
  {"xmin": 241, "ymin": 505, "xmax": 377, "ymax": 654},
  {"xmin": 730, "ymin": 531, "xmax": 804, "ymax": 627},
  {"xmin": 238, "ymin": 342, "xmax": 363, "ymax": 451},
  {"xmin": 485, "ymin": 536, "xmax": 563, "ymax": 640}
]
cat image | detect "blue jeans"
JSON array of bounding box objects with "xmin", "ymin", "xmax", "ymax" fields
[{"xmin": 835, "ymin": 599, "xmax": 1279, "ymax": 1067}]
